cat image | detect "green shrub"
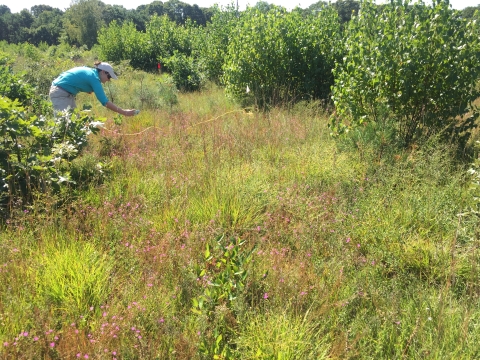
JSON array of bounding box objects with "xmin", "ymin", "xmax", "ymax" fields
[
  {"xmin": 223, "ymin": 5, "xmax": 341, "ymax": 109},
  {"xmin": 194, "ymin": 5, "xmax": 238, "ymax": 84},
  {"xmin": 164, "ymin": 51, "xmax": 204, "ymax": 92},
  {"xmin": 0, "ymin": 97, "xmax": 103, "ymax": 216},
  {"xmin": 330, "ymin": 0, "xmax": 480, "ymax": 147}
]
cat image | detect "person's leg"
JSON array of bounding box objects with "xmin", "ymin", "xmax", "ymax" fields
[{"xmin": 49, "ymin": 86, "xmax": 76, "ymax": 111}]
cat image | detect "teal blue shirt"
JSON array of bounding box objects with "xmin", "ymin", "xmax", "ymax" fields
[{"xmin": 52, "ymin": 67, "xmax": 109, "ymax": 106}]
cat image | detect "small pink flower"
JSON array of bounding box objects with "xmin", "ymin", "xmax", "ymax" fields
[
  {"xmin": 263, "ymin": 293, "xmax": 269, "ymax": 299},
  {"xmin": 147, "ymin": 283, "xmax": 153, "ymax": 287},
  {"xmin": 3, "ymin": 342, "xmax": 8, "ymax": 347},
  {"xmin": 50, "ymin": 342, "xmax": 55, "ymax": 348},
  {"xmin": 357, "ymin": 244, "xmax": 360, "ymax": 248},
  {"xmin": 33, "ymin": 337, "xmax": 39, "ymax": 341},
  {"xmin": 76, "ymin": 354, "xmax": 81, "ymax": 358},
  {"xmin": 346, "ymin": 237, "xmax": 351, "ymax": 243}
]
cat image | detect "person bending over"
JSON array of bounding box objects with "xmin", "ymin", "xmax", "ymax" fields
[{"xmin": 49, "ymin": 61, "xmax": 137, "ymax": 116}]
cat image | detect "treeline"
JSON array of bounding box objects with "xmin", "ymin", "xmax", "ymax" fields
[
  {"xmin": 0, "ymin": 0, "xmax": 216, "ymax": 47},
  {"xmin": 0, "ymin": 0, "xmax": 370, "ymax": 48}
]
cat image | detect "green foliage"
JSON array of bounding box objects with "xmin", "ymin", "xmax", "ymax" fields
[
  {"xmin": 106, "ymin": 68, "xmax": 179, "ymax": 110},
  {"xmin": 62, "ymin": 0, "xmax": 105, "ymax": 49},
  {"xmin": 223, "ymin": 5, "xmax": 341, "ymax": 109},
  {"xmin": 69, "ymin": 153, "xmax": 109, "ymax": 190},
  {"xmin": 0, "ymin": 97, "xmax": 103, "ymax": 215},
  {"xmin": 34, "ymin": 240, "xmax": 112, "ymax": 318},
  {"xmin": 21, "ymin": 57, "xmax": 76, "ymax": 97},
  {"xmin": 194, "ymin": 5, "xmax": 238, "ymax": 84},
  {"xmin": 27, "ymin": 6, "xmax": 64, "ymax": 46},
  {"xmin": 330, "ymin": 0, "xmax": 480, "ymax": 147},
  {"xmin": 98, "ymin": 20, "xmax": 150, "ymax": 69},
  {"xmin": 192, "ymin": 235, "xmax": 254, "ymax": 358},
  {"xmin": 0, "ymin": 63, "xmax": 36, "ymax": 108},
  {"xmin": 147, "ymin": 14, "xmax": 193, "ymax": 66},
  {"xmin": 1, "ymin": 77, "xmax": 480, "ymax": 358},
  {"xmin": 0, "ymin": 61, "xmax": 52, "ymax": 117},
  {"xmin": 164, "ymin": 51, "xmax": 204, "ymax": 92},
  {"xmin": 98, "ymin": 15, "xmax": 194, "ymax": 72}
]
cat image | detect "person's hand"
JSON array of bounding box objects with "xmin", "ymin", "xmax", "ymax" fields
[{"xmin": 122, "ymin": 109, "xmax": 137, "ymax": 117}]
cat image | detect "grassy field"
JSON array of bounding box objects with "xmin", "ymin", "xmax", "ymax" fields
[{"xmin": 1, "ymin": 70, "xmax": 480, "ymax": 359}]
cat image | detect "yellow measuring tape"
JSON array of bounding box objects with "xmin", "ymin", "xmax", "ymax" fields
[{"xmin": 101, "ymin": 109, "xmax": 253, "ymax": 136}]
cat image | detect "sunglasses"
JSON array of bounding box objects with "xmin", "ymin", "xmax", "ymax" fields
[{"xmin": 104, "ymin": 71, "xmax": 112, "ymax": 79}]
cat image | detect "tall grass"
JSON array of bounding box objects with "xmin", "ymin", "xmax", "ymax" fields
[{"xmin": 1, "ymin": 68, "xmax": 479, "ymax": 359}]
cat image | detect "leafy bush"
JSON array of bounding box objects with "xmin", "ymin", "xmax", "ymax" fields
[
  {"xmin": 107, "ymin": 68, "xmax": 178, "ymax": 110},
  {"xmin": 0, "ymin": 61, "xmax": 53, "ymax": 117},
  {"xmin": 223, "ymin": 5, "xmax": 341, "ymax": 109},
  {"xmin": 147, "ymin": 15, "xmax": 193, "ymax": 66},
  {"xmin": 98, "ymin": 15, "xmax": 195, "ymax": 72},
  {"xmin": 194, "ymin": 5, "xmax": 239, "ymax": 84},
  {"xmin": 330, "ymin": 0, "xmax": 480, "ymax": 147},
  {"xmin": 0, "ymin": 63, "xmax": 36, "ymax": 108},
  {"xmin": 22, "ymin": 58, "xmax": 76, "ymax": 97},
  {"xmin": 69, "ymin": 153, "xmax": 109, "ymax": 190},
  {"xmin": 0, "ymin": 97, "xmax": 102, "ymax": 216},
  {"xmin": 164, "ymin": 51, "xmax": 204, "ymax": 92}
]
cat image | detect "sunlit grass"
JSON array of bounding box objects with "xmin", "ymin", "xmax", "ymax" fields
[{"xmin": 1, "ymin": 69, "xmax": 480, "ymax": 358}]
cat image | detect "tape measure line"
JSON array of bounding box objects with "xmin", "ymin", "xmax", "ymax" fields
[{"xmin": 101, "ymin": 109, "xmax": 253, "ymax": 136}]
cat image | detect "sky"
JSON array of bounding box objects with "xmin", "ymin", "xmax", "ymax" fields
[{"xmin": 1, "ymin": 0, "xmax": 478, "ymax": 14}]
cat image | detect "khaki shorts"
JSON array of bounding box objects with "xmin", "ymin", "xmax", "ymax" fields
[{"xmin": 49, "ymin": 85, "xmax": 76, "ymax": 111}]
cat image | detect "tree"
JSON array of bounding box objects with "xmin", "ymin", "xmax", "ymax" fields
[
  {"xmin": 1, "ymin": 9, "xmax": 34, "ymax": 43},
  {"xmin": 63, "ymin": 0, "xmax": 104, "ymax": 48},
  {"xmin": 251, "ymin": 1, "xmax": 275, "ymax": 13},
  {"xmin": 30, "ymin": 5, "xmax": 56, "ymax": 17},
  {"xmin": 102, "ymin": 4, "xmax": 129, "ymax": 26},
  {"xmin": 145, "ymin": 1, "xmax": 165, "ymax": 16},
  {"xmin": 28, "ymin": 7, "xmax": 64, "ymax": 45},
  {"xmin": 332, "ymin": 0, "xmax": 360, "ymax": 24},
  {"xmin": 461, "ymin": 5, "xmax": 480, "ymax": 21},
  {"xmin": 0, "ymin": 5, "xmax": 11, "ymax": 16},
  {"xmin": 184, "ymin": 4, "xmax": 207, "ymax": 26}
]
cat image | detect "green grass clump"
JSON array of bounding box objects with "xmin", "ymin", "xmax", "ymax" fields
[{"xmin": 34, "ymin": 240, "xmax": 113, "ymax": 318}]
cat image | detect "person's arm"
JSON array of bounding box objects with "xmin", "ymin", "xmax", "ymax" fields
[{"xmin": 105, "ymin": 101, "xmax": 136, "ymax": 116}]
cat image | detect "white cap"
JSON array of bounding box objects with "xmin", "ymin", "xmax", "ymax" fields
[{"xmin": 95, "ymin": 62, "xmax": 118, "ymax": 80}]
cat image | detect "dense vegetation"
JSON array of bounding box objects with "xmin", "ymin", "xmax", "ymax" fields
[{"xmin": 2, "ymin": 0, "xmax": 480, "ymax": 358}]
